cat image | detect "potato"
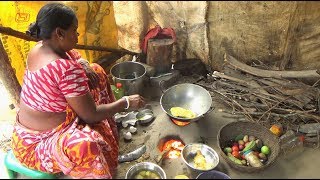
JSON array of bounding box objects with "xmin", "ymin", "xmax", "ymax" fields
[
  {"xmin": 139, "ymin": 171, "xmax": 146, "ymax": 176},
  {"xmin": 255, "ymin": 139, "xmax": 263, "ymax": 149},
  {"xmin": 135, "ymin": 174, "xmax": 144, "ymax": 179},
  {"xmin": 238, "ymin": 140, "xmax": 245, "ymax": 145},
  {"xmin": 135, "ymin": 170, "xmax": 160, "ymax": 179},
  {"xmin": 258, "ymin": 153, "xmax": 267, "ymax": 160},
  {"xmin": 243, "ymin": 135, "xmax": 249, "ymax": 143},
  {"xmin": 149, "ymin": 172, "xmax": 160, "ymax": 179}
]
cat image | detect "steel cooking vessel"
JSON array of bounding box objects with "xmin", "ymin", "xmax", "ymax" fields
[
  {"xmin": 160, "ymin": 83, "xmax": 213, "ymax": 122},
  {"xmin": 110, "ymin": 61, "xmax": 146, "ymax": 95}
]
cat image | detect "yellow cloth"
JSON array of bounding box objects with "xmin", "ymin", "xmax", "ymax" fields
[{"xmin": 0, "ymin": 1, "xmax": 118, "ymax": 85}]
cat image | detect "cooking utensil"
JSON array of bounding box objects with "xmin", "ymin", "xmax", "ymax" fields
[
  {"xmin": 110, "ymin": 61, "xmax": 147, "ymax": 95},
  {"xmin": 118, "ymin": 145, "xmax": 147, "ymax": 163},
  {"xmin": 160, "ymin": 83, "xmax": 213, "ymax": 122},
  {"xmin": 125, "ymin": 162, "xmax": 167, "ymax": 179},
  {"xmin": 181, "ymin": 143, "xmax": 219, "ymax": 173},
  {"xmin": 196, "ymin": 170, "xmax": 230, "ymax": 179}
]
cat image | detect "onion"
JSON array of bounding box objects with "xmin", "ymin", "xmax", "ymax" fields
[
  {"xmin": 123, "ymin": 131, "xmax": 132, "ymax": 140},
  {"xmin": 129, "ymin": 126, "xmax": 137, "ymax": 133}
]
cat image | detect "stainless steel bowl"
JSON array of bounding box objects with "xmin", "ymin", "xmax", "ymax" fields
[
  {"xmin": 136, "ymin": 109, "xmax": 155, "ymax": 125},
  {"xmin": 160, "ymin": 83, "xmax": 213, "ymax": 123},
  {"xmin": 181, "ymin": 143, "xmax": 219, "ymax": 172},
  {"xmin": 196, "ymin": 170, "xmax": 230, "ymax": 179},
  {"xmin": 125, "ymin": 162, "xmax": 166, "ymax": 179}
]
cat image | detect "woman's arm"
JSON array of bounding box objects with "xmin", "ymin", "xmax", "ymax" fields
[
  {"xmin": 66, "ymin": 93, "xmax": 145, "ymax": 124},
  {"xmin": 63, "ymin": 50, "xmax": 146, "ymax": 123}
]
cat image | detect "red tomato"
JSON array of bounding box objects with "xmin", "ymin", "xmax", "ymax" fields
[
  {"xmin": 241, "ymin": 154, "xmax": 245, "ymax": 159},
  {"xmin": 233, "ymin": 142, "xmax": 239, "ymax": 147},
  {"xmin": 232, "ymin": 146, "xmax": 239, "ymax": 152},
  {"xmin": 232, "ymin": 151, "xmax": 241, "ymax": 159}
]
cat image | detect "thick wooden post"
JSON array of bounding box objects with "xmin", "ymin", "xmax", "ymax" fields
[
  {"xmin": 0, "ymin": 26, "xmax": 137, "ymax": 55},
  {"xmin": 0, "ymin": 39, "xmax": 21, "ymax": 106},
  {"xmin": 146, "ymin": 38, "xmax": 174, "ymax": 74}
]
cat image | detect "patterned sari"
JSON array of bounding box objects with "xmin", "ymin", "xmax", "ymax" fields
[{"xmin": 11, "ymin": 63, "xmax": 119, "ymax": 179}]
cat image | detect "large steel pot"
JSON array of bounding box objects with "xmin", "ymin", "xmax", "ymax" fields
[
  {"xmin": 160, "ymin": 83, "xmax": 213, "ymax": 122},
  {"xmin": 110, "ymin": 61, "xmax": 146, "ymax": 95}
]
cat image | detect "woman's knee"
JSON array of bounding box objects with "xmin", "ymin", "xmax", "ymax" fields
[
  {"xmin": 65, "ymin": 140, "xmax": 112, "ymax": 178},
  {"xmin": 65, "ymin": 139, "xmax": 100, "ymax": 163}
]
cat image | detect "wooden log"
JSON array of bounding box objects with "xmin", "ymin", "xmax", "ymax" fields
[
  {"xmin": 0, "ymin": 40, "xmax": 21, "ymax": 106},
  {"xmin": 212, "ymin": 71, "xmax": 305, "ymax": 109},
  {"xmin": 155, "ymin": 149, "xmax": 170, "ymax": 165},
  {"xmin": 224, "ymin": 53, "xmax": 320, "ymax": 79},
  {"xmin": 146, "ymin": 38, "xmax": 174, "ymax": 74},
  {"xmin": 0, "ymin": 26, "xmax": 137, "ymax": 55}
]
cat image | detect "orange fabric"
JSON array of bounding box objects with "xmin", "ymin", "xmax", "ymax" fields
[{"xmin": 11, "ymin": 63, "xmax": 119, "ymax": 179}]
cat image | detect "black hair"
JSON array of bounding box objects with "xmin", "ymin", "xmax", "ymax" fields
[{"xmin": 26, "ymin": 3, "xmax": 77, "ymax": 40}]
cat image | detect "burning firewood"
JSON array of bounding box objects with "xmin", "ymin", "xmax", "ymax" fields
[
  {"xmin": 155, "ymin": 140, "xmax": 185, "ymax": 164},
  {"xmin": 155, "ymin": 149, "xmax": 170, "ymax": 164}
]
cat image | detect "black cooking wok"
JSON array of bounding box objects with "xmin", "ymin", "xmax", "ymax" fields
[{"xmin": 160, "ymin": 83, "xmax": 213, "ymax": 122}]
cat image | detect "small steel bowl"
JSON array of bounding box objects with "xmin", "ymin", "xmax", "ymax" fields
[
  {"xmin": 125, "ymin": 162, "xmax": 166, "ymax": 179},
  {"xmin": 181, "ymin": 143, "xmax": 219, "ymax": 173},
  {"xmin": 136, "ymin": 109, "xmax": 155, "ymax": 125},
  {"xmin": 196, "ymin": 170, "xmax": 230, "ymax": 179}
]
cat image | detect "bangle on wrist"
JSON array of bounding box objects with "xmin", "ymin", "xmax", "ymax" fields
[{"xmin": 123, "ymin": 96, "xmax": 130, "ymax": 109}]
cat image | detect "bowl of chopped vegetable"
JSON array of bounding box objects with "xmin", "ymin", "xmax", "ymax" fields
[
  {"xmin": 181, "ymin": 143, "xmax": 219, "ymax": 173},
  {"xmin": 125, "ymin": 162, "xmax": 166, "ymax": 179}
]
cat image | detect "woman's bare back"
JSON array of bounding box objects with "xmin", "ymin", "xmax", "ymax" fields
[{"xmin": 18, "ymin": 43, "xmax": 67, "ymax": 131}]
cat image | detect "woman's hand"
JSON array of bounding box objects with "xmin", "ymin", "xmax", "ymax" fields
[
  {"xmin": 78, "ymin": 59, "xmax": 99, "ymax": 89},
  {"xmin": 127, "ymin": 94, "xmax": 146, "ymax": 110}
]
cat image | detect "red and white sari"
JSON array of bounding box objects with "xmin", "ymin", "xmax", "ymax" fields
[{"xmin": 12, "ymin": 49, "xmax": 119, "ymax": 178}]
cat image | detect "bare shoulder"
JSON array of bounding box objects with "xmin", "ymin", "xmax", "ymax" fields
[{"xmin": 27, "ymin": 44, "xmax": 61, "ymax": 71}]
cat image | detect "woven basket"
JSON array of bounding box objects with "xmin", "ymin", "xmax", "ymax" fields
[{"xmin": 217, "ymin": 121, "xmax": 280, "ymax": 173}]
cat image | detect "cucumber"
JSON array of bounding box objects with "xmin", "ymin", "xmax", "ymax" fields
[
  {"xmin": 235, "ymin": 134, "xmax": 244, "ymax": 141},
  {"xmin": 224, "ymin": 147, "xmax": 232, "ymax": 154},
  {"xmin": 242, "ymin": 141, "xmax": 256, "ymax": 152},
  {"xmin": 227, "ymin": 153, "xmax": 242, "ymax": 165}
]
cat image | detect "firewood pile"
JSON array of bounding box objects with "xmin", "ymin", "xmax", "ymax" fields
[{"xmin": 195, "ymin": 54, "xmax": 320, "ymax": 146}]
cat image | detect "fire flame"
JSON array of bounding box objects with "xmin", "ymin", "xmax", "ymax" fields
[
  {"xmin": 171, "ymin": 119, "xmax": 190, "ymax": 126},
  {"xmin": 162, "ymin": 139, "xmax": 185, "ymax": 159}
]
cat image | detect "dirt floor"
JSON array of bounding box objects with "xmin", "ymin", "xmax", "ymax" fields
[
  {"xmin": 1, "ymin": 80, "xmax": 320, "ymax": 179},
  {"xmin": 114, "ymin": 75, "xmax": 320, "ymax": 179},
  {"xmin": 114, "ymin": 97, "xmax": 320, "ymax": 179}
]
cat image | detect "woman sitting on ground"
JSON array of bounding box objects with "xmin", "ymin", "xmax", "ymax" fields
[{"xmin": 11, "ymin": 2, "xmax": 145, "ymax": 179}]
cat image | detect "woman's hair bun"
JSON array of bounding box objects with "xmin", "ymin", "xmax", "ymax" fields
[{"xmin": 26, "ymin": 22, "xmax": 39, "ymax": 38}]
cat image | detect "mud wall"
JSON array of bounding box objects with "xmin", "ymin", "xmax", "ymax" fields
[{"xmin": 113, "ymin": 1, "xmax": 320, "ymax": 71}]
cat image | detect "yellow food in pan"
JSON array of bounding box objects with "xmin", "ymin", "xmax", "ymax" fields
[{"xmin": 170, "ymin": 107, "xmax": 196, "ymax": 118}]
